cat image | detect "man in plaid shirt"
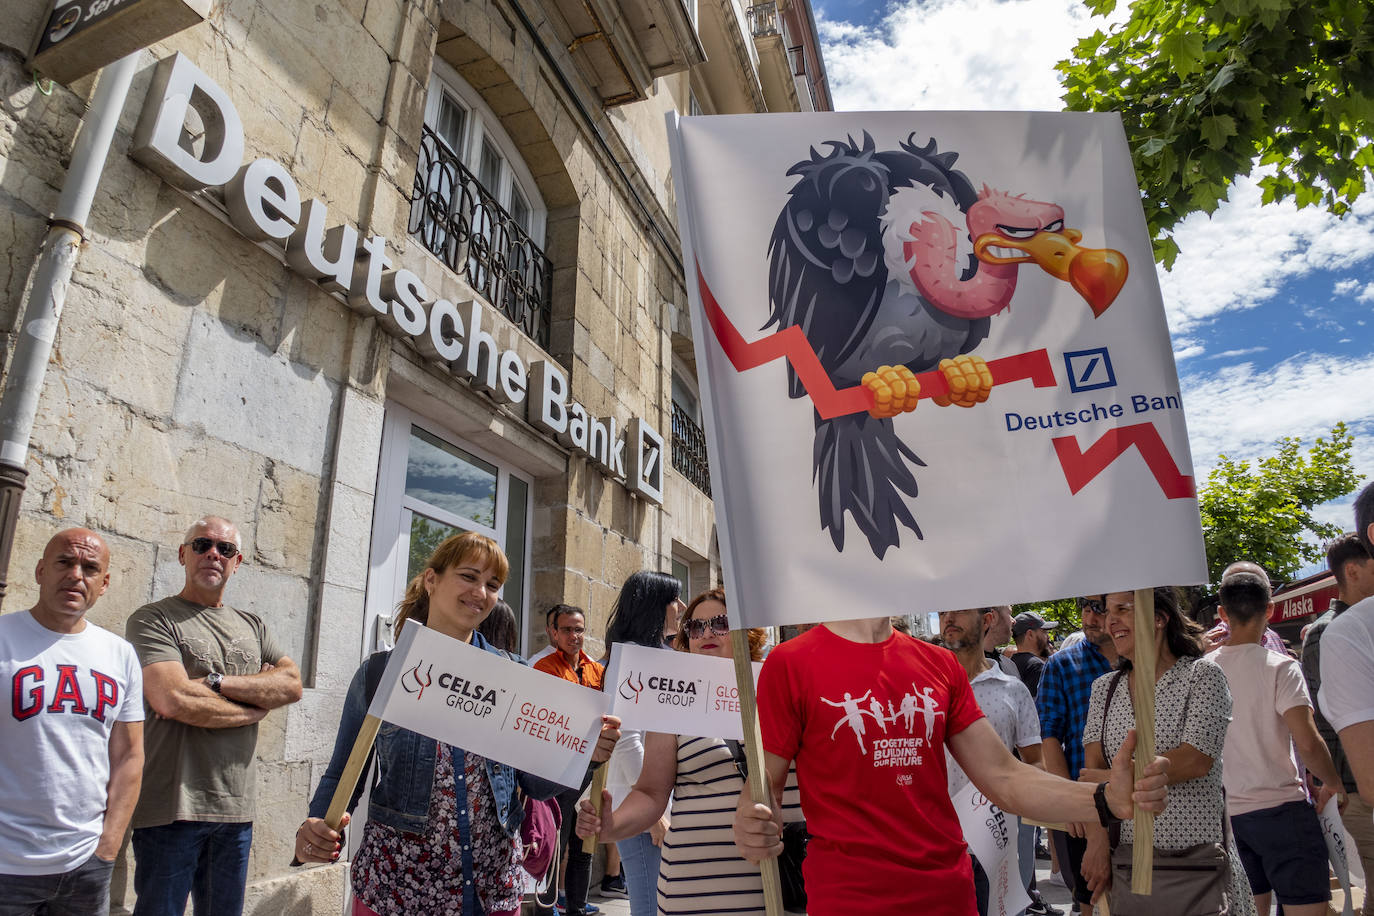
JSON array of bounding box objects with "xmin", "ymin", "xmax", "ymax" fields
[{"xmin": 1035, "ymin": 595, "xmax": 1117, "ymax": 916}]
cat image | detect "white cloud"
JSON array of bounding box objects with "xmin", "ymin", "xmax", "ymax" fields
[
  {"xmin": 1360, "ymin": 285, "xmax": 1374, "ymax": 303},
  {"xmin": 1211, "ymin": 347, "xmax": 1267, "ymax": 359},
  {"xmin": 817, "ymin": 0, "xmax": 1113, "ymax": 112},
  {"xmin": 1159, "ymin": 179, "xmax": 1374, "ymax": 335},
  {"xmin": 1181, "ymin": 352, "xmax": 1374, "ymax": 492},
  {"xmin": 1335, "ymin": 278, "xmax": 1360, "ymax": 295}
]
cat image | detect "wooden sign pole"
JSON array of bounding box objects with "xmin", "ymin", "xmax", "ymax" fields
[
  {"xmin": 581, "ymin": 767, "xmax": 609, "ymax": 853},
  {"xmin": 324, "ymin": 713, "xmax": 383, "ymax": 830},
  {"xmin": 1129, "ymin": 587, "xmax": 1156, "ymax": 894},
  {"xmin": 731, "ymin": 629, "xmax": 785, "ymax": 916}
]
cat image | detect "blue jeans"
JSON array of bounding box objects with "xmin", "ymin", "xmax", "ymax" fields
[
  {"xmin": 615, "ymin": 832, "xmax": 661, "ymax": 916},
  {"xmin": 131, "ymin": 821, "xmax": 253, "ymax": 916},
  {"xmin": 0, "ymin": 853, "xmax": 115, "ymax": 916}
]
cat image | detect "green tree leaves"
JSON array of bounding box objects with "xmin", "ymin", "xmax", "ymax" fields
[
  {"xmin": 1197, "ymin": 423, "xmax": 1362, "ymax": 585},
  {"xmin": 1058, "ymin": 0, "xmax": 1374, "ymax": 267}
]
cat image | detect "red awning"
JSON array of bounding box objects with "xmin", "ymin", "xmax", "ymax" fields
[{"xmin": 1269, "ymin": 574, "xmax": 1339, "ymax": 624}]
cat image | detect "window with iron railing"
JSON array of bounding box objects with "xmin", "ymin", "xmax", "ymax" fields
[
  {"xmin": 746, "ymin": 1, "xmax": 779, "ymax": 38},
  {"xmin": 671, "ymin": 400, "xmax": 712, "ymax": 497},
  {"xmin": 409, "ymin": 66, "xmax": 553, "ymax": 349}
]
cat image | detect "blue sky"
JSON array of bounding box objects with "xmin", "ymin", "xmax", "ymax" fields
[{"xmin": 811, "ymin": 0, "xmax": 1374, "ymax": 577}]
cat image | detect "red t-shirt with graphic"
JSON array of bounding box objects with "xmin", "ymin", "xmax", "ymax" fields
[{"xmin": 758, "ymin": 625, "xmax": 984, "ymax": 915}]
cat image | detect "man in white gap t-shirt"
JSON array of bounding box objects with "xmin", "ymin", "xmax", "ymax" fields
[{"xmin": 0, "ymin": 528, "xmax": 144, "ymax": 914}]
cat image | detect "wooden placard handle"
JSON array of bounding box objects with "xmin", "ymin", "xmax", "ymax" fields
[
  {"xmin": 1129, "ymin": 587, "xmax": 1156, "ymax": 894},
  {"xmin": 731, "ymin": 629, "xmax": 785, "ymax": 916},
  {"xmin": 581, "ymin": 766, "xmax": 609, "ymax": 854},
  {"xmin": 325, "ymin": 713, "xmax": 383, "ymax": 831}
]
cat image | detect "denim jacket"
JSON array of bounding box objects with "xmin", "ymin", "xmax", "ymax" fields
[{"xmin": 307, "ymin": 631, "xmax": 563, "ymax": 838}]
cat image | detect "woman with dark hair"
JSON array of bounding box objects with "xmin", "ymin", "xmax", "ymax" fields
[
  {"xmin": 604, "ymin": 571, "xmax": 685, "ymax": 649},
  {"xmin": 1079, "ymin": 587, "xmax": 1255, "ymax": 915},
  {"xmin": 578, "ymin": 589, "xmax": 802, "ymax": 915},
  {"xmin": 294, "ymin": 532, "xmax": 619, "ymax": 916},
  {"xmin": 478, "ymin": 599, "xmax": 519, "ymax": 654},
  {"xmin": 599, "ymin": 571, "xmax": 685, "ymax": 915}
]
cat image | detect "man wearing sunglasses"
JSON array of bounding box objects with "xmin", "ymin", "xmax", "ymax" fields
[
  {"xmin": 1034, "ymin": 595, "xmax": 1118, "ymax": 916},
  {"xmin": 124, "ymin": 517, "xmax": 302, "ymax": 916}
]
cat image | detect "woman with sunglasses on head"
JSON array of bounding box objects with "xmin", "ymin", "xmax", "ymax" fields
[
  {"xmin": 293, "ymin": 532, "xmax": 621, "ymax": 916},
  {"xmin": 578, "ymin": 589, "xmax": 804, "ymax": 916},
  {"xmin": 598, "ymin": 571, "xmax": 686, "ymax": 915}
]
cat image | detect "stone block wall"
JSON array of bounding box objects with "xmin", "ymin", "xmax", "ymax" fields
[{"xmin": 1, "ymin": 0, "xmax": 720, "ymax": 909}]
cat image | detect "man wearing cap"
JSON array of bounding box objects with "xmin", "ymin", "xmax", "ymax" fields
[{"xmin": 1011, "ymin": 612, "xmax": 1056, "ymax": 698}]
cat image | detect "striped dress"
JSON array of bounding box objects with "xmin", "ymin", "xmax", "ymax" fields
[{"xmin": 656, "ymin": 735, "xmax": 804, "ymax": 915}]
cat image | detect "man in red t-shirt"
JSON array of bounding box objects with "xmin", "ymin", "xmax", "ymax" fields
[{"xmin": 735, "ymin": 618, "xmax": 1171, "ymax": 915}]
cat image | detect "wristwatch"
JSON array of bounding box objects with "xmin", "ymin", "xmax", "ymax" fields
[
  {"xmin": 1094, "ymin": 782, "xmax": 1121, "ymax": 827},
  {"xmin": 205, "ymin": 672, "xmax": 224, "ymax": 694}
]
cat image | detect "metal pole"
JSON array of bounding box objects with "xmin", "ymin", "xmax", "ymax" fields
[{"xmin": 0, "ymin": 52, "xmax": 141, "ymax": 608}]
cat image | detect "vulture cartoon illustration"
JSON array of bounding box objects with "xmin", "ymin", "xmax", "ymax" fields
[{"xmin": 766, "ymin": 133, "xmax": 1128, "ymax": 558}]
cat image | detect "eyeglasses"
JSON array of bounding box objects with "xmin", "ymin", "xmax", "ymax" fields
[
  {"xmin": 557, "ymin": 626, "xmax": 585, "ymax": 636},
  {"xmin": 1079, "ymin": 599, "xmax": 1105, "ymax": 616},
  {"xmin": 684, "ymin": 613, "xmax": 730, "ymax": 639},
  {"xmin": 186, "ymin": 537, "xmax": 240, "ymax": 559}
]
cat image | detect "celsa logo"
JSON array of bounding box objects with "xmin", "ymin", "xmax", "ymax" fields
[
  {"xmin": 619, "ymin": 671, "xmax": 645, "ymax": 704},
  {"xmin": 401, "ymin": 660, "xmax": 433, "ymax": 700}
]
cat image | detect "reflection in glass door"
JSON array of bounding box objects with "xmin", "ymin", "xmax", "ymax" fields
[{"xmin": 365, "ymin": 406, "xmax": 533, "ymax": 654}]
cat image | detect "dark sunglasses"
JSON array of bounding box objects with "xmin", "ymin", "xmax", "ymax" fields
[
  {"xmin": 187, "ymin": 537, "xmax": 240, "ymax": 559},
  {"xmin": 683, "ymin": 613, "xmax": 730, "ymax": 639},
  {"xmin": 1079, "ymin": 599, "xmax": 1105, "ymax": 616}
]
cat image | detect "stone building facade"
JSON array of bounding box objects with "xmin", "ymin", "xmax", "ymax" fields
[{"xmin": 0, "ymin": 0, "xmax": 828, "ymax": 911}]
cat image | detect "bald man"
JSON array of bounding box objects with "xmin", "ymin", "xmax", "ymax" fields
[
  {"xmin": 0, "ymin": 528, "xmax": 145, "ymax": 913},
  {"xmin": 125, "ymin": 517, "xmax": 301, "ymax": 916}
]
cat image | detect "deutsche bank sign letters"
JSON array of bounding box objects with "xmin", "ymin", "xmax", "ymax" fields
[{"xmin": 132, "ymin": 53, "xmax": 664, "ymax": 505}]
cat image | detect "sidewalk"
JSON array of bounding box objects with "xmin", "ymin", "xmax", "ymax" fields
[{"xmin": 580, "ymin": 853, "xmax": 1363, "ymax": 915}]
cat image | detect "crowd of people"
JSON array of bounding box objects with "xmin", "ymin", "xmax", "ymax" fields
[{"xmin": 2, "ymin": 477, "xmax": 1372, "ymax": 916}]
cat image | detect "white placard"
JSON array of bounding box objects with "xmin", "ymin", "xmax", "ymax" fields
[
  {"xmin": 604, "ymin": 642, "xmax": 762, "ymax": 741},
  {"xmin": 952, "ymin": 781, "xmax": 1031, "ymax": 916},
  {"xmin": 369, "ymin": 621, "xmax": 609, "ymax": 787},
  {"xmin": 666, "ymin": 112, "xmax": 1208, "ymax": 629},
  {"xmin": 1321, "ymin": 795, "xmax": 1356, "ymax": 916}
]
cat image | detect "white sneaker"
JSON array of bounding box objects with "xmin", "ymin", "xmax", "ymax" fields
[{"xmin": 1045, "ymin": 871, "xmax": 1069, "ymax": 889}]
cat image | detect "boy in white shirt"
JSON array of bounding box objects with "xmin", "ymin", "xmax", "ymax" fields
[{"xmin": 1208, "ymin": 562, "xmax": 1342, "ymax": 916}]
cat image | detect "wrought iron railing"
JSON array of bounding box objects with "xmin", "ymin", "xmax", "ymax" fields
[
  {"xmin": 409, "ymin": 126, "xmax": 553, "ymax": 349},
  {"xmin": 671, "ymin": 402, "xmax": 712, "ymax": 497},
  {"xmin": 746, "ymin": 1, "xmax": 779, "ymax": 38}
]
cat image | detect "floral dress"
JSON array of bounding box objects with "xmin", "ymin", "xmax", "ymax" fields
[{"xmin": 353, "ymin": 742, "xmax": 524, "ymax": 915}]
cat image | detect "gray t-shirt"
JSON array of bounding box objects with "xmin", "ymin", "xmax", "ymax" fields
[{"xmin": 125, "ymin": 596, "xmax": 284, "ymax": 827}]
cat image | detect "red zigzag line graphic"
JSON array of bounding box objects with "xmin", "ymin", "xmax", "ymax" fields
[
  {"xmin": 695, "ymin": 264, "xmax": 1194, "ymax": 500},
  {"xmin": 1053, "ymin": 423, "xmax": 1196, "ymax": 499},
  {"xmin": 696, "ymin": 265, "xmax": 1056, "ymax": 420}
]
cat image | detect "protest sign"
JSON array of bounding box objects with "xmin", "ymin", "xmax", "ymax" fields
[
  {"xmin": 666, "ymin": 112, "xmax": 1207, "ymax": 631},
  {"xmin": 367, "ymin": 620, "xmax": 608, "ymax": 787},
  {"xmin": 951, "ymin": 782, "xmax": 1030, "ymax": 916},
  {"xmin": 605, "ymin": 642, "xmax": 761, "ymax": 740},
  {"xmin": 1320, "ymin": 795, "xmax": 1356, "ymax": 916}
]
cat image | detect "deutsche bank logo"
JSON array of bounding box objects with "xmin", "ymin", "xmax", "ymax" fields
[{"xmin": 1063, "ymin": 347, "xmax": 1117, "ymax": 393}]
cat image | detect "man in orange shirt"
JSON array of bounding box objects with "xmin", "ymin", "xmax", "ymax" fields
[{"xmin": 533, "ymin": 605, "xmax": 604, "ymax": 916}]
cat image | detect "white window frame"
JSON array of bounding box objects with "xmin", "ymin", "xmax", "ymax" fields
[
  {"xmin": 363, "ymin": 403, "xmax": 535, "ymax": 656},
  {"xmin": 425, "ymin": 59, "xmax": 547, "ymax": 245},
  {"xmin": 671, "ymin": 353, "xmax": 703, "ymax": 424}
]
